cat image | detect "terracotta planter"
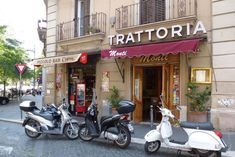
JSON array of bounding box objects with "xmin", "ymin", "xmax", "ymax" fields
[{"xmin": 188, "ymin": 111, "xmax": 208, "ymax": 122}]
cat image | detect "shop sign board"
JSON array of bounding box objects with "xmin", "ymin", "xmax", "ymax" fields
[
  {"xmin": 79, "ymin": 52, "xmax": 88, "ymax": 64},
  {"xmin": 108, "ymin": 21, "xmax": 206, "ymax": 46},
  {"xmin": 32, "ymin": 54, "xmax": 82, "ymax": 66}
]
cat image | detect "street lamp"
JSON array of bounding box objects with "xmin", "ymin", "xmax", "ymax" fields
[{"xmin": 26, "ymin": 47, "xmax": 36, "ymax": 89}]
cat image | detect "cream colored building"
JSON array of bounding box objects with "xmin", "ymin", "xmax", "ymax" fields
[
  {"xmin": 39, "ymin": 0, "xmax": 234, "ymax": 130},
  {"xmin": 211, "ymin": 0, "xmax": 235, "ymax": 131}
]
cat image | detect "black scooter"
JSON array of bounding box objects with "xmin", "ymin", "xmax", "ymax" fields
[{"xmin": 78, "ymin": 90, "xmax": 134, "ymax": 148}]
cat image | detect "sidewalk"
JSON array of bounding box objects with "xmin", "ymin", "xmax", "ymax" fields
[{"xmin": 0, "ymin": 96, "xmax": 235, "ymax": 157}]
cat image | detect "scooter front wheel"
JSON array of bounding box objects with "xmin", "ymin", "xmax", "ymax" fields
[
  {"xmin": 64, "ymin": 123, "xmax": 79, "ymax": 140},
  {"xmin": 144, "ymin": 141, "xmax": 161, "ymax": 154},
  {"xmin": 78, "ymin": 125, "xmax": 93, "ymax": 141},
  {"xmin": 114, "ymin": 125, "xmax": 131, "ymax": 149}
]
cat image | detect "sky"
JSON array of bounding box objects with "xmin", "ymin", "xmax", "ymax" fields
[{"xmin": 0, "ymin": 0, "xmax": 46, "ymax": 59}]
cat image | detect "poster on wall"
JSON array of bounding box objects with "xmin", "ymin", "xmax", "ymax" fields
[
  {"xmin": 56, "ymin": 73, "xmax": 62, "ymax": 89},
  {"xmin": 135, "ymin": 79, "xmax": 140, "ymax": 100},
  {"xmin": 101, "ymin": 71, "xmax": 110, "ymax": 92}
]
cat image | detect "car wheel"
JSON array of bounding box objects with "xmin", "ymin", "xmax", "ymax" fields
[{"xmin": 1, "ymin": 99, "xmax": 8, "ymax": 105}]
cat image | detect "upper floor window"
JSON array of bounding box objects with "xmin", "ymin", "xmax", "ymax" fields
[{"xmin": 140, "ymin": 0, "xmax": 166, "ymax": 24}]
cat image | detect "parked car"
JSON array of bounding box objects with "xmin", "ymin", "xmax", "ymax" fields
[{"xmin": 0, "ymin": 96, "xmax": 9, "ymax": 105}]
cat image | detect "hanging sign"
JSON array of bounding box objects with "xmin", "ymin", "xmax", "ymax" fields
[
  {"xmin": 80, "ymin": 52, "xmax": 88, "ymax": 64},
  {"xmin": 15, "ymin": 64, "xmax": 27, "ymax": 74}
]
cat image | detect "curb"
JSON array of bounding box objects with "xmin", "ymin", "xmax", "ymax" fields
[
  {"xmin": 131, "ymin": 137, "xmax": 235, "ymax": 157},
  {"xmin": 0, "ymin": 118, "xmax": 23, "ymax": 124},
  {"xmin": 1, "ymin": 118, "xmax": 235, "ymax": 157}
]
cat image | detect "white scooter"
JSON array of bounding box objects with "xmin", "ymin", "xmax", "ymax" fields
[
  {"xmin": 144, "ymin": 96, "xmax": 228, "ymax": 157},
  {"xmin": 19, "ymin": 99, "xmax": 80, "ymax": 140}
]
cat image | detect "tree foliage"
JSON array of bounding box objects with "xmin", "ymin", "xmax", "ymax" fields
[{"xmin": 0, "ymin": 25, "xmax": 33, "ymax": 86}]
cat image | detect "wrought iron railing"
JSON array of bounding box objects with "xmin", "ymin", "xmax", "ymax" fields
[
  {"xmin": 57, "ymin": 12, "xmax": 106, "ymax": 41},
  {"xmin": 116, "ymin": 0, "xmax": 197, "ymax": 29}
]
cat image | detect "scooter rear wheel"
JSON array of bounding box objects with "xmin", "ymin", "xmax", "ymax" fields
[
  {"xmin": 144, "ymin": 141, "xmax": 161, "ymax": 154},
  {"xmin": 25, "ymin": 119, "xmax": 41, "ymax": 138},
  {"xmin": 78, "ymin": 125, "xmax": 93, "ymax": 141}
]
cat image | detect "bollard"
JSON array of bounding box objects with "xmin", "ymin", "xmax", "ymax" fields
[{"xmin": 150, "ymin": 105, "xmax": 153, "ymax": 128}]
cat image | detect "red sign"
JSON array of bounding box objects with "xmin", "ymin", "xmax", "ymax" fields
[
  {"xmin": 80, "ymin": 52, "xmax": 87, "ymax": 64},
  {"xmin": 15, "ymin": 64, "xmax": 27, "ymax": 74}
]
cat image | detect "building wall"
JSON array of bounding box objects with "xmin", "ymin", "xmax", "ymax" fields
[
  {"xmin": 211, "ymin": 0, "xmax": 235, "ymax": 131},
  {"xmin": 44, "ymin": 0, "xmax": 58, "ymax": 104}
]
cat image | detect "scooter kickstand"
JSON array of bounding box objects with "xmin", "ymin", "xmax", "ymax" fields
[{"xmin": 176, "ymin": 150, "xmax": 181, "ymax": 157}]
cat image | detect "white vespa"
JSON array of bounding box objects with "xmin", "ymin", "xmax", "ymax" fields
[{"xmin": 144, "ymin": 96, "xmax": 228, "ymax": 157}]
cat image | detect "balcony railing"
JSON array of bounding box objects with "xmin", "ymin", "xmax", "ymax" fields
[
  {"xmin": 57, "ymin": 12, "xmax": 106, "ymax": 41},
  {"xmin": 116, "ymin": 0, "xmax": 197, "ymax": 29}
]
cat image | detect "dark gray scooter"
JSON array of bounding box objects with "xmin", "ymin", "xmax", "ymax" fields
[{"xmin": 78, "ymin": 89, "xmax": 135, "ymax": 148}]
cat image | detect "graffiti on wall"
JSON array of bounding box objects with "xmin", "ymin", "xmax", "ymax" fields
[{"xmin": 218, "ymin": 98, "xmax": 235, "ymax": 107}]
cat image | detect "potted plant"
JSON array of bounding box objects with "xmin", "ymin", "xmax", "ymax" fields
[
  {"xmin": 186, "ymin": 82, "xmax": 211, "ymax": 122},
  {"xmin": 107, "ymin": 86, "xmax": 122, "ymax": 113},
  {"xmin": 86, "ymin": 26, "xmax": 94, "ymax": 35}
]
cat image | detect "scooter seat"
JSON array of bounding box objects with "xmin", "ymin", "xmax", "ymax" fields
[
  {"xmin": 180, "ymin": 121, "xmax": 214, "ymax": 130},
  {"xmin": 100, "ymin": 115, "xmax": 113, "ymax": 123},
  {"xmin": 33, "ymin": 110, "xmax": 54, "ymax": 121}
]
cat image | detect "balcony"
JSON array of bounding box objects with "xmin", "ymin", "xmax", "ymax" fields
[
  {"xmin": 115, "ymin": 0, "xmax": 197, "ymax": 32},
  {"xmin": 37, "ymin": 19, "xmax": 47, "ymax": 43},
  {"xmin": 57, "ymin": 12, "xmax": 106, "ymax": 45}
]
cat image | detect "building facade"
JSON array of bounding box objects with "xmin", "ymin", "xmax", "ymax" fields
[
  {"xmin": 38, "ymin": 0, "xmax": 235, "ymax": 130},
  {"xmin": 211, "ymin": 0, "xmax": 235, "ymax": 131}
]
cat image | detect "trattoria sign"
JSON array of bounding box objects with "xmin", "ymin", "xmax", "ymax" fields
[
  {"xmin": 108, "ymin": 21, "xmax": 206, "ymax": 45},
  {"xmin": 32, "ymin": 54, "xmax": 82, "ymax": 66},
  {"xmin": 131, "ymin": 54, "xmax": 180, "ymax": 64}
]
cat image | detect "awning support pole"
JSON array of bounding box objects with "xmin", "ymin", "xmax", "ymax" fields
[{"xmin": 114, "ymin": 59, "xmax": 125, "ymax": 83}]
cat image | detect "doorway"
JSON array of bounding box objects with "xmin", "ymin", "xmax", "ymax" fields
[
  {"xmin": 133, "ymin": 66, "xmax": 163, "ymax": 123},
  {"xmin": 133, "ymin": 64, "xmax": 180, "ymax": 123},
  {"xmin": 142, "ymin": 67, "xmax": 162, "ymax": 122}
]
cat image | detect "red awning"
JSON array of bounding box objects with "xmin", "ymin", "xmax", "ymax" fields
[{"xmin": 101, "ymin": 39, "xmax": 200, "ymax": 58}]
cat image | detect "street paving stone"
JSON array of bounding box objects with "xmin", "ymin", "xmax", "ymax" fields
[
  {"xmin": 1, "ymin": 96, "xmax": 235, "ymax": 156},
  {"xmin": 0, "ymin": 121, "xmax": 192, "ymax": 157}
]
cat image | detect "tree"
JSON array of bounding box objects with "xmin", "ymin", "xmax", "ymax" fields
[{"xmin": 0, "ymin": 25, "xmax": 32, "ymax": 96}]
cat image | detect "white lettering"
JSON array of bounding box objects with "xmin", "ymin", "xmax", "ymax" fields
[
  {"xmin": 107, "ymin": 21, "xmax": 206, "ymax": 45},
  {"xmin": 109, "ymin": 50, "xmax": 127, "ymax": 57},
  {"xmin": 156, "ymin": 27, "xmax": 168, "ymax": 39},
  {"xmin": 108, "ymin": 35, "xmax": 115, "ymax": 45},
  {"xmin": 193, "ymin": 21, "xmax": 207, "ymax": 34},
  {"xmin": 145, "ymin": 29, "xmax": 155, "ymax": 41},
  {"xmin": 116, "ymin": 34, "xmax": 125, "ymax": 45},
  {"xmin": 125, "ymin": 33, "xmax": 135, "ymax": 44},
  {"xmin": 134, "ymin": 30, "xmax": 144, "ymax": 42},
  {"xmin": 172, "ymin": 25, "xmax": 182, "ymax": 37},
  {"xmin": 187, "ymin": 23, "xmax": 191, "ymax": 36}
]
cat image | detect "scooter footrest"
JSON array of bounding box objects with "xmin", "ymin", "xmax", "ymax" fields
[{"xmin": 169, "ymin": 139, "xmax": 186, "ymax": 145}]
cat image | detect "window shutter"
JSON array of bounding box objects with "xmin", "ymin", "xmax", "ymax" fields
[
  {"xmin": 155, "ymin": 0, "xmax": 165, "ymax": 22},
  {"xmin": 140, "ymin": 0, "xmax": 148, "ymax": 24},
  {"xmin": 122, "ymin": 6, "xmax": 128, "ymax": 28},
  {"xmin": 140, "ymin": 0, "xmax": 165, "ymax": 24},
  {"xmin": 83, "ymin": 0, "xmax": 90, "ymax": 34}
]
